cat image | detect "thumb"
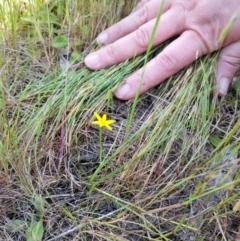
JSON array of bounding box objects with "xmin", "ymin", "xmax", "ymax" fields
[{"xmin": 217, "ymin": 41, "xmax": 240, "ymax": 96}]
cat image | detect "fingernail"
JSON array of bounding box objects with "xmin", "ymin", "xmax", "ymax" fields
[
  {"xmin": 96, "ymin": 33, "xmax": 108, "ymax": 44},
  {"xmin": 115, "ymin": 84, "xmax": 130, "ymax": 99},
  {"xmin": 85, "ymin": 54, "xmax": 100, "ymax": 68},
  {"xmin": 219, "ymin": 77, "xmax": 230, "ymax": 96}
]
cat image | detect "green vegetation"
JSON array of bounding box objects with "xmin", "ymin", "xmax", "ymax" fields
[{"xmin": 0, "ymin": 0, "xmax": 239, "ymax": 240}]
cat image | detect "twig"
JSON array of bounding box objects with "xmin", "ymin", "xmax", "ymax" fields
[{"xmin": 215, "ymin": 212, "xmax": 227, "ymax": 241}]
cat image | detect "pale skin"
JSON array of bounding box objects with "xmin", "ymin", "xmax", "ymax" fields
[{"xmin": 84, "ymin": 0, "xmax": 240, "ymax": 100}]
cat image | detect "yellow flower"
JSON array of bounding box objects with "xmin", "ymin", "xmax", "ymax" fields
[{"xmin": 92, "ymin": 112, "xmax": 116, "ymax": 130}]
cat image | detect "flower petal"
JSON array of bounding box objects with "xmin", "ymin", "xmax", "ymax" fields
[
  {"xmin": 106, "ymin": 120, "xmax": 116, "ymax": 125},
  {"xmin": 105, "ymin": 124, "xmax": 112, "ymax": 130},
  {"xmin": 92, "ymin": 120, "xmax": 100, "ymax": 125},
  {"xmin": 102, "ymin": 114, "xmax": 107, "ymax": 122},
  {"xmin": 94, "ymin": 112, "xmax": 102, "ymax": 121},
  {"xmin": 92, "ymin": 121, "xmax": 104, "ymax": 127}
]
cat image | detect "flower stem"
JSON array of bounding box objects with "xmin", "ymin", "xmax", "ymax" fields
[{"xmin": 99, "ymin": 127, "xmax": 103, "ymax": 163}]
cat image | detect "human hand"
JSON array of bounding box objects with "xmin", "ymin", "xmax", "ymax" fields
[{"xmin": 84, "ymin": 0, "xmax": 240, "ymax": 100}]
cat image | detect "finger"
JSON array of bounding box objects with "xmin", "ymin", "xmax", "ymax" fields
[
  {"xmin": 131, "ymin": 0, "xmax": 154, "ymax": 13},
  {"xmin": 96, "ymin": 0, "xmax": 171, "ymax": 44},
  {"xmin": 217, "ymin": 41, "xmax": 240, "ymax": 96},
  {"xmin": 114, "ymin": 31, "xmax": 207, "ymax": 100},
  {"xmin": 85, "ymin": 9, "xmax": 184, "ymax": 70}
]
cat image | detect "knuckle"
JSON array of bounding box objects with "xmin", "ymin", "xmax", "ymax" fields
[
  {"xmin": 135, "ymin": 2, "xmax": 143, "ymax": 10},
  {"xmin": 135, "ymin": 71, "xmax": 152, "ymax": 88},
  {"xmin": 134, "ymin": 26, "xmax": 149, "ymax": 49},
  {"xmin": 174, "ymin": 1, "xmax": 198, "ymax": 14},
  {"xmin": 154, "ymin": 53, "xmax": 178, "ymax": 71},
  {"xmin": 136, "ymin": 0, "xmax": 148, "ymax": 9},
  {"xmin": 114, "ymin": 22, "xmax": 122, "ymax": 36},
  {"xmin": 184, "ymin": 1, "xmax": 198, "ymax": 12},
  {"xmin": 185, "ymin": 16, "xmax": 218, "ymax": 53},
  {"xmin": 220, "ymin": 55, "xmax": 240, "ymax": 68},
  {"xmin": 192, "ymin": 29, "xmax": 216, "ymax": 53},
  {"xmin": 105, "ymin": 44, "xmax": 116, "ymax": 60},
  {"xmin": 136, "ymin": 5, "xmax": 148, "ymax": 24}
]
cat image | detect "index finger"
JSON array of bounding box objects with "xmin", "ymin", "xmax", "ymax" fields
[
  {"xmin": 85, "ymin": 8, "xmax": 184, "ymax": 70},
  {"xmin": 96, "ymin": 0, "xmax": 171, "ymax": 44}
]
